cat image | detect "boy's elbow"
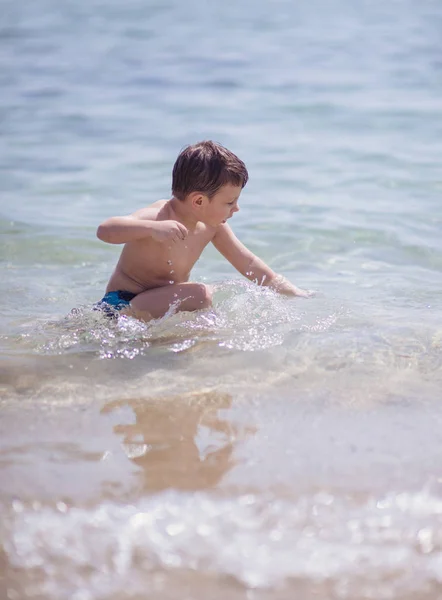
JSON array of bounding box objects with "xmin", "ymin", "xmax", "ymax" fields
[
  {"xmin": 96, "ymin": 224, "xmax": 107, "ymax": 242},
  {"xmin": 96, "ymin": 223, "xmax": 115, "ymax": 243}
]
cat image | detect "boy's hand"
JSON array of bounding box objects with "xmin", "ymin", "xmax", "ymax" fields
[
  {"xmin": 271, "ymin": 275, "xmax": 314, "ymax": 298},
  {"xmin": 292, "ymin": 287, "xmax": 315, "ymax": 298},
  {"xmin": 150, "ymin": 220, "xmax": 188, "ymax": 243}
]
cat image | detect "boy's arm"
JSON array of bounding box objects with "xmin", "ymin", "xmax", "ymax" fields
[
  {"xmin": 97, "ymin": 207, "xmax": 188, "ymax": 245},
  {"xmin": 212, "ymin": 224, "xmax": 310, "ymax": 297}
]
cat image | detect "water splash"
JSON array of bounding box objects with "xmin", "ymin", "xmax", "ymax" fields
[{"xmin": 29, "ymin": 280, "xmax": 330, "ymax": 359}]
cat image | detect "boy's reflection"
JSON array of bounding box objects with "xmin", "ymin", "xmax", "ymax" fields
[{"xmin": 102, "ymin": 390, "xmax": 253, "ymax": 492}]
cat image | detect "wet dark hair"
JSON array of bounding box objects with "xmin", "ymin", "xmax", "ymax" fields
[{"xmin": 172, "ymin": 140, "xmax": 248, "ymax": 200}]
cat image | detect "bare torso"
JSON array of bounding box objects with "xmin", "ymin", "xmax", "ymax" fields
[{"xmin": 105, "ymin": 200, "xmax": 217, "ymax": 295}]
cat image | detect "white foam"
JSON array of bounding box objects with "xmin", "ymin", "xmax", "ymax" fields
[{"xmin": 4, "ymin": 489, "xmax": 442, "ymax": 599}]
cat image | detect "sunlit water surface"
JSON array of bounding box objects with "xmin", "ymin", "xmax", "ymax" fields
[{"xmin": 1, "ymin": 0, "xmax": 442, "ymax": 598}]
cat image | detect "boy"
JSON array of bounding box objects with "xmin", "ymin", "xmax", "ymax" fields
[{"xmin": 96, "ymin": 140, "xmax": 309, "ymax": 321}]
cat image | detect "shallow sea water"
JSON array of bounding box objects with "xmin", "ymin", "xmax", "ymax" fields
[{"xmin": 1, "ymin": 0, "xmax": 442, "ymax": 598}]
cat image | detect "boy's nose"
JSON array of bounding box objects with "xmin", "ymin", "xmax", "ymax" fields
[{"xmin": 233, "ymin": 205, "xmax": 239, "ymax": 213}]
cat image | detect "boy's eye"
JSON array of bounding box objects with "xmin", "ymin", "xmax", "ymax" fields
[{"xmin": 228, "ymin": 201, "xmax": 235, "ymax": 205}]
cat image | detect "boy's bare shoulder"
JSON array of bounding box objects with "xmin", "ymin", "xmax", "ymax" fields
[
  {"xmin": 212, "ymin": 221, "xmax": 234, "ymax": 240},
  {"xmin": 131, "ymin": 199, "xmax": 170, "ymax": 220}
]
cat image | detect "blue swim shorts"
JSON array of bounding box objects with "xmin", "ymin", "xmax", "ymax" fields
[{"xmin": 95, "ymin": 290, "xmax": 137, "ymax": 317}]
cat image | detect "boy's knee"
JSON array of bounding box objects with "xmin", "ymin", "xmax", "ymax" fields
[{"xmin": 195, "ymin": 283, "xmax": 212, "ymax": 309}]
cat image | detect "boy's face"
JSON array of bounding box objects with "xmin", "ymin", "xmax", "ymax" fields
[{"xmin": 200, "ymin": 183, "xmax": 242, "ymax": 227}]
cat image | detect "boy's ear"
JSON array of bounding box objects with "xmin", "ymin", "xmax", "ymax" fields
[{"xmin": 189, "ymin": 192, "xmax": 207, "ymax": 208}]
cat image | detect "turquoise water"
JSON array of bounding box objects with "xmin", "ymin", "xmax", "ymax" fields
[{"xmin": 1, "ymin": 1, "xmax": 442, "ymax": 598}]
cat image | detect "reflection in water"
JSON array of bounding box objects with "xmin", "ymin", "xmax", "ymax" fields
[{"xmin": 102, "ymin": 390, "xmax": 254, "ymax": 492}]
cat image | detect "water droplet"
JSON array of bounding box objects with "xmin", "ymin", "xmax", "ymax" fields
[
  {"xmin": 169, "ymin": 280, "xmax": 174, "ymax": 285},
  {"xmin": 167, "ymin": 260, "xmax": 172, "ymax": 265},
  {"xmin": 170, "ymin": 269, "xmax": 175, "ymax": 274}
]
